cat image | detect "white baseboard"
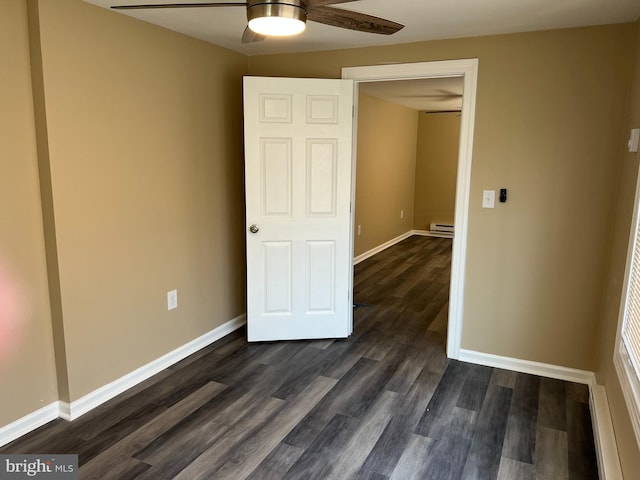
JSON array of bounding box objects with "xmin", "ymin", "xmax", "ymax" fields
[
  {"xmin": 62, "ymin": 314, "xmax": 246, "ymax": 421},
  {"xmin": 458, "ymin": 349, "xmax": 596, "ymax": 385},
  {"xmin": 0, "ymin": 402, "xmax": 60, "ymax": 448},
  {"xmin": 2, "ymin": 323, "xmax": 624, "ymax": 480},
  {"xmin": 353, "ymin": 230, "xmax": 455, "ymax": 265},
  {"xmin": 459, "ymin": 349, "xmax": 623, "ymax": 479},
  {"xmin": 0, "ymin": 315, "xmax": 246, "ymax": 444},
  {"xmin": 353, "ymin": 231, "xmax": 414, "ymax": 265},
  {"xmin": 590, "ymin": 384, "xmax": 623, "ymax": 480}
]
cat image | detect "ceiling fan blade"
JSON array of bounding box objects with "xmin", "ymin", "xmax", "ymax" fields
[
  {"xmin": 304, "ymin": 0, "xmax": 360, "ymax": 7},
  {"xmin": 307, "ymin": 5, "xmax": 403, "ymax": 35},
  {"xmin": 242, "ymin": 26, "xmax": 266, "ymax": 43},
  {"xmin": 111, "ymin": 2, "xmax": 246, "ymax": 10}
]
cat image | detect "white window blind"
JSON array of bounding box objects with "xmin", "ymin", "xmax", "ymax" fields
[
  {"xmin": 622, "ymin": 226, "xmax": 640, "ymax": 380},
  {"xmin": 616, "ymin": 166, "xmax": 640, "ymax": 449}
]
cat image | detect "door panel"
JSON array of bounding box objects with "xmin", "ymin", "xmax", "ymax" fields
[
  {"xmin": 243, "ymin": 76, "xmax": 354, "ymax": 342},
  {"xmin": 261, "ymin": 139, "xmax": 292, "ymax": 216}
]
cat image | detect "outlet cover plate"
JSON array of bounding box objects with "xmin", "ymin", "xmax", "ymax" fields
[{"xmin": 167, "ymin": 290, "xmax": 177, "ymax": 310}]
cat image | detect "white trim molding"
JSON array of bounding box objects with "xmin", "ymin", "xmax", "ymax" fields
[
  {"xmin": 0, "ymin": 322, "xmax": 624, "ymax": 479},
  {"xmin": 353, "ymin": 230, "xmax": 414, "ymax": 265},
  {"xmin": 590, "ymin": 384, "xmax": 624, "ymax": 480},
  {"xmin": 0, "ymin": 315, "xmax": 246, "ymax": 446},
  {"xmin": 61, "ymin": 314, "xmax": 246, "ymax": 421},
  {"xmin": 611, "ymin": 142, "xmax": 640, "ymax": 452},
  {"xmin": 353, "ymin": 230, "xmax": 456, "ymax": 266},
  {"xmin": 459, "ymin": 349, "xmax": 596, "ymax": 384},
  {"xmin": 459, "ymin": 349, "xmax": 623, "ymax": 479},
  {"xmin": 0, "ymin": 402, "xmax": 60, "ymax": 448},
  {"xmin": 343, "ymin": 59, "xmax": 479, "ymax": 362}
]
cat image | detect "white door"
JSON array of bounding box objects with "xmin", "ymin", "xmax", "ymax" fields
[{"xmin": 243, "ymin": 76, "xmax": 354, "ymax": 342}]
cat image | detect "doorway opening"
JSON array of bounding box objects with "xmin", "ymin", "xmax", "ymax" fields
[{"xmin": 343, "ymin": 60, "xmax": 479, "ymax": 359}]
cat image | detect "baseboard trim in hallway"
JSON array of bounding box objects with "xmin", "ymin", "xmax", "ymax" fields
[
  {"xmin": 353, "ymin": 229, "xmax": 455, "ymax": 266},
  {"xmin": 353, "ymin": 231, "xmax": 414, "ymax": 265}
]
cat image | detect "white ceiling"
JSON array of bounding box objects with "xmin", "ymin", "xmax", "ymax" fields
[
  {"xmin": 360, "ymin": 77, "xmax": 464, "ymax": 112},
  {"xmin": 84, "ymin": 0, "xmax": 640, "ymax": 56}
]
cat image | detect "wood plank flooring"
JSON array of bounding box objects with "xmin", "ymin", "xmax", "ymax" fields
[{"xmin": 1, "ymin": 235, "xmax": 599, "ymax": 479}]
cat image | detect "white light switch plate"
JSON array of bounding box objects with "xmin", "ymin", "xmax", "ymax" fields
[
  {"xmin": 167, "ymin": 290, "xmax": 177, "ymax": 310},
  {"xmin": 483, "ymin": 190, "xmax": 495, "ymax": 209}
]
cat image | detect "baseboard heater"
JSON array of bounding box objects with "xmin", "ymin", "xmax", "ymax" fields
[{"xmin": 429, "ymin": 223, "xmax": 454, "ymax": 237}]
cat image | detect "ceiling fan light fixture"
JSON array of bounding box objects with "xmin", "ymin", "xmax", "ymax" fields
[{"xmin": 247, "ymin": 1, "xmax": 306, "ymax": 37}]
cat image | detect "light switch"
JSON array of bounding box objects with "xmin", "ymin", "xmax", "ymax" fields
[{"xmin": 482, "ymin": 190, "xmax": 495, "ymax": 209}]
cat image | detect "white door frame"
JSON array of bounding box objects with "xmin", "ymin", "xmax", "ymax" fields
[{"xmin": 342, "ymin": 59, "xmax": 479, "ymax": 360}]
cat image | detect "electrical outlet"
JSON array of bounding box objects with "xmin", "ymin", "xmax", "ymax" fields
[
  {"xmin": 400, "ymin": 209, "xmax": 404, "ymax": 219},
  {"xmin": 167, "ymin": 290, "xmax": 177, "ymax": 310},
  {"xmin": 357, "ymin": 225, "xmax": 361, "ymax": 236}
]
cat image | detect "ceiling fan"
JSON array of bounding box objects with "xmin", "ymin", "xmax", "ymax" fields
[{"xmin": 111, "ymin": 0, "xmax": 404, "ymax": 43}]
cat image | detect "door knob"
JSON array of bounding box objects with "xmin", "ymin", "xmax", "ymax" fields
[{"xmin": 249, "ymin": 224, "xmax": 260, "ymax": 234}]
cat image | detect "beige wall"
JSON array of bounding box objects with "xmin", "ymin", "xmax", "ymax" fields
[
  {"xmin": 6, "ymin": 0, "xmax": 248, "ymax": 409},
  {"xmin": 249, "ymin": 24, "xmax": 635, "ymax": 370},
  {"xmin": 4, "ymin": 0, "xmax": 640, "ymax": 468},
  {"xmin": 595, "ymin": 18, "xmax": 640, "ymax": 479},
  {"xmin": 0, "ymin": 0, "xmax": 58, "ymax": 426},
  {"xmin": 250, "ymin": 24, "xmax": 640, "ymax": 476},
  {"xmin": 413, "ymin": 112, "xmax": 460, "ymax": 230},
  {"xmin": 354, "ymin": 94, "xmax": 418, "ymax": 256},
  {"xmin": 37, "ymin": 0, "xmax": 248, "ymax": 401}
]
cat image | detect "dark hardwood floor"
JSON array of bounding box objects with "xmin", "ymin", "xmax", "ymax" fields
[{"xmin": 1, "ymin": 235, "xmax": 599, "ymax": 479}]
